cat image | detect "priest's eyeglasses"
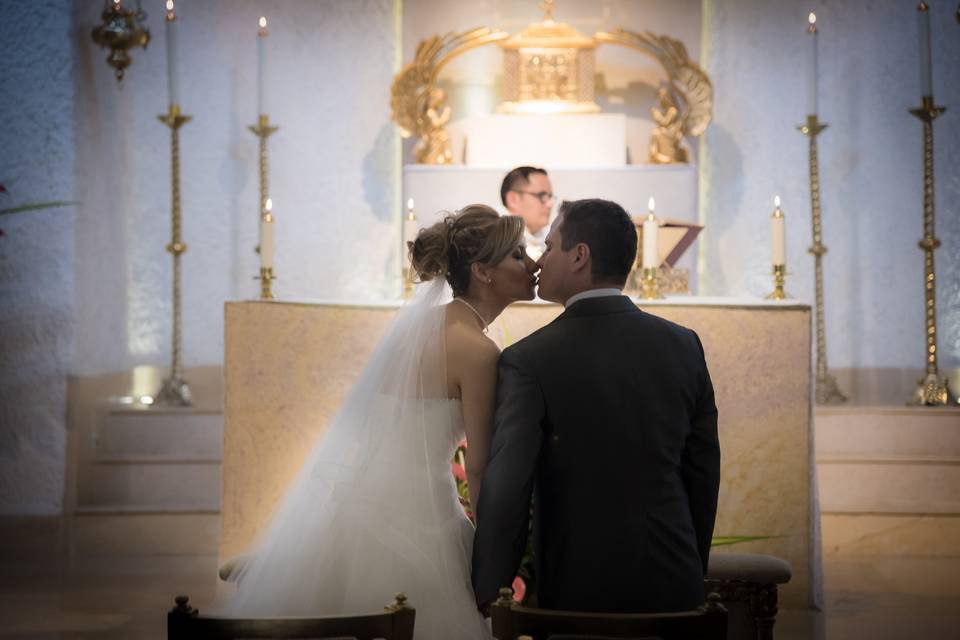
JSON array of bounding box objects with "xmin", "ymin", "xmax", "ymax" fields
[{"xmin": 513, "ymin": 189, "xmax": 554, "ymax": 205}]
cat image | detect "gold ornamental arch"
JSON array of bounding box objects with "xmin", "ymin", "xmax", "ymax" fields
[{"xmin": 390, "ymin": 8, "xmax": 713, "ymax": 165}]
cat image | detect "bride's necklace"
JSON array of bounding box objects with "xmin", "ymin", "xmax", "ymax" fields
[{"xmin": 454, "ymin": 297, "xmax": 489, "ymax": 334}]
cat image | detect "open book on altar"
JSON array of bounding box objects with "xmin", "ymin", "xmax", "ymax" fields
[{"xmin": 632, "ymin": 217, "xmax": 703, "ymax": 268}]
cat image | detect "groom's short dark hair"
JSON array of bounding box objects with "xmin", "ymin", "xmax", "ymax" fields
[{"xmin": 559, "ymin": 199, "xmax": 637, "ymax": 286}]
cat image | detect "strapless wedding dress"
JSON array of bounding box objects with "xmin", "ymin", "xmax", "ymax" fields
[{"xmin": 219, "ymin": 396, "xmax": 490, "ymax": 640}]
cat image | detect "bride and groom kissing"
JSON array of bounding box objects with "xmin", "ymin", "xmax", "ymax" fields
[{"xmin": 219, "ymin": 198, "xmax": 720, "ymax": 639}]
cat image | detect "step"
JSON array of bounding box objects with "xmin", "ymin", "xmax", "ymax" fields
[
  {"xmin": 79, "ymin": 459, "xmax": 221, "ymax": 509},
  {"xmin": 817, "ymin": 457, "xmax": 960, "ymax": 514},
  {"xmin": 71, "ymin": 507, "xmax": 220, "ymax": 555},
  {"xmin": 821, "ymin": 513, "xmax": 960, "ymax": 556},
  {"xmin": 815, "ymin": 405, "xmax": 960, "ymax": 457},
  {"xmin": 96, "ymin": 408, "xmax": 223, "ymax": 458}
]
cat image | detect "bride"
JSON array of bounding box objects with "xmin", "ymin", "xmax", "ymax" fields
[{"xmin": 218, "ymin": 205, "xmax": 539, "ymax": 638}]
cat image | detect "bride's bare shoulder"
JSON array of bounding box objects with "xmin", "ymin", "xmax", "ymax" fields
[{"xmin": 445, "ymin": 308, "xmax": 500, "ymax": 365}]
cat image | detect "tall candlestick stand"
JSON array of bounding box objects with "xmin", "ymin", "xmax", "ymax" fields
[
  {"xmin": 155, "ymin": 104, "xmax": 193, "ymax": 407},
  {"xmin": 908, "ymin": 96, "xmax": 953, "ymax": 405},
  {"xmin": 798, "ymin": 114, "xmax": 847, "ymax": 404},
  {"xmin": 249, "ymin": 115, "xmax": 279, "ymax": 256}
]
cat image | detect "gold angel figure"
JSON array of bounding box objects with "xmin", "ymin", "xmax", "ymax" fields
[
  {"xmin": 649, "ymin": 86, "xmax": 688, "ymax": 164},
  {"xmin": 416, "ymin": 88, "xmax": 453, "ymax": 165},
  {"xmin": 390, "ymin": 28, "xmax": 509, "ymax": 165}
]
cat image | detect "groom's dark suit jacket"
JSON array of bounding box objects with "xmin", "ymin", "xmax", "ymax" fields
[{"xmin": 472, "ymin": 295, "xmax": 720, "ymax": 613}]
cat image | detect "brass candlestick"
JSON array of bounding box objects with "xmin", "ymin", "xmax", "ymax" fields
[
  {"xmin": 403, "ymin": 202, "xmax": 417, "ymax": 298},
  {"xmin": 798, "ymin": 114, "xmax": 847, "ymax": 404},
  {"xmin": 640, "ymin": 267, "xmax": 663, "ymax": 300},
  {"xmin": 249, "ymin": 114, "xmax": 279, "ymax": 257},
  {"xmin": 766, "ymin": 265, "xmax": 788, "ymax": 300},
  {"xmin": 154, "ymin": 103, "xmax": 192, "ymax": 407},
  {"xmin": 257, "ymin": 267, "xmax": 275, "ymax": 300},
  {"xmin": 908, "ymin": 95, "xmax": 953, "ymax": 406}
]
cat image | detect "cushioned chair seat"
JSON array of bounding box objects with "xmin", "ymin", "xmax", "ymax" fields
[{"xmin": 707, "ymin": 553, "xmax": 792, "ymax": 585}]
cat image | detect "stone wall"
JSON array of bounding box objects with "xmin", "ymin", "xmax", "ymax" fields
[{"xmin": 0, "ymin": 0, "xmax": 76, "ymax": 515}]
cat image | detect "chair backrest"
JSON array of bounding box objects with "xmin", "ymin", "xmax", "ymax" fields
[
  {"xmin": 167, "ymin": 593, "xmax": 416, "ymax": 640},
  {"xmin": 491, "ymin": 589, "xmax": 727, "ymax": 640}
]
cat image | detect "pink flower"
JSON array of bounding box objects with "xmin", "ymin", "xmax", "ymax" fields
[
  {"xmin": 451, "ymin": 461, "xmax": 466, "ymax": 483},
  {"xmin": 511, "ymin": 576, "xmax": 526, "ymax": 602}
]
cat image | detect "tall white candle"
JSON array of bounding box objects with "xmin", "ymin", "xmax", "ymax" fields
[
  {"xmin": 642, "ymin": 197, "xmax": 659, "ymax": 269},
  {"xmin": 917, "ymin": 2, "xmax": 933, "ymax": 96},
  {"xmin": 165, "ymin": 1, "xmax": 180, "ymax": 107},
  {"xmin": 772, "ymin": 196, "xmax": 786, "ymax": 266},
  {"xmin": 807, "ymin": 12, "xmax": 818, "ymax": 116},
  {"xmin": 257, "ymin": 17, "xmax": 269, "ymax": 116},
  {"xmin": 260, "ymin": 198, "xmax": 275, "ymax": 269}
]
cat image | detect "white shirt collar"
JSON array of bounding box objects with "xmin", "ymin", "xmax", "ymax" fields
[{"xmin": 564, "ymin": 287, "xmax": 624, "ymax": 308}]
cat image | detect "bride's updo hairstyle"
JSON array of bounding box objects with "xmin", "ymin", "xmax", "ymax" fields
[{"xmin": 409, "ymin": 204, "xmax": 525, "ymax": 296}]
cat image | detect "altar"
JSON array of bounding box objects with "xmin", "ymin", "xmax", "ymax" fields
[{"xmin": 221, "ymin": 297, "xmax": 819, "ymax": 609}]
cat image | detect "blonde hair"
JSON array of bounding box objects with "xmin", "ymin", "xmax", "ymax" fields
[{"xmin": 409, "ymin": 204, "xmax": 525, "ymax": 296}]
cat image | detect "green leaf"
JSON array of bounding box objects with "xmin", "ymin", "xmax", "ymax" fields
[
  {"xmin": 711, "ymin": 534, "xmax": 779, "ymax": 547},
  {"xmin": 0, "ymin": 201, "xmax": 77, "ymax": 216}
]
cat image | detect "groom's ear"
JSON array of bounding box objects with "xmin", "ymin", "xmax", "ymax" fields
[{"xmin": 571, "ymin": 243, "xmax": 591, "ymax": 272}]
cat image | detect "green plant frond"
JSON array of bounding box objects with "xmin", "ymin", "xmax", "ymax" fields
[
  {"xmin": 0, "ymin": 201, "xmax": 77, "ymax": 216},
  {"xmin": 711, "ymin": 534, "xmax": 779, "ymax": 547}
]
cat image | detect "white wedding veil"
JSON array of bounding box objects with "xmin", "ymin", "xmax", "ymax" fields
[{"xmin": 216, "ymin": 278, "xmax": 482, "ymax": 635}]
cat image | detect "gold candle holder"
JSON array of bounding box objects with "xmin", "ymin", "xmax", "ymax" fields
[
  {"xmin": 798, "ymin": 114, "xmax": 847, "ymax": 405},
  {"xmin": 908, "ymin": 95, "xmax": 953, "ymax": 406},
  {"xmin": 403, "ymin": 202, "xmax": 417, "ymax": 299},
  {"xmin": 640, "ymin": 267, "xmax": 663, "ymax": 300},
  {"xmin": 154, "ymin": 103, "xmax": 193, "ymax": 407},
  {"xmin": 249, "ymin": 114, "xmax": 279, "ymax": 257},
  {"xmin": 257, "ymin": 267, "xmax": 276, "ymax": 300},
  {"xmin": 765, "ymin": 264, "xmax": 788, "ymax": 300}
]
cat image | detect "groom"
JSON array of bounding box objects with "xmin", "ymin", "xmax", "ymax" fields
[{"xmin": 472, "ymin": 198, "xmax": 720, "ymax": 614}]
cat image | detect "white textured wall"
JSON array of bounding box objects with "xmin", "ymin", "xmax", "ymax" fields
[
  {"xmin": 73, "ymin": 0, "xmax": 400, "ymax": 376},
  {"xmin": 0, "ymin": 0, "xmax": 76, "ymax": 514},
  {"xmin": 700, "ymin": 0, "xmax": 960, "ymax": 371}
]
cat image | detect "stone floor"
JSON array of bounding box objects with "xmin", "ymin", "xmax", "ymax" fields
[{"xmin": 0, "ymin": 551, "xmax": 958, "ymax": 639}]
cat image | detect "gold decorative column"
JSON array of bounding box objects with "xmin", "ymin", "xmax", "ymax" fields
[
  {"xmin": 155, "ymin": 104, "xmax": 193, "ymax": 407},
  {"xmin": 249, "ymin": 115, "xmax": 278, "ymax": 256},
  {"xmin": 908, "ymin": 96, "xmax": 953, "ymax": 405},
  {"xmin": 798, "ymin": 115, "xmax": 846, "ymax": 404}
]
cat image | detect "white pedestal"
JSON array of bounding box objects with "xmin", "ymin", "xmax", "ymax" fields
[
  {"xmin": 450, "ymin": 114, "xmax": 627, "ymax": 168},
  {"xmin": 403, "ymin": 164, "xmax": 700, "ymax": 289}
]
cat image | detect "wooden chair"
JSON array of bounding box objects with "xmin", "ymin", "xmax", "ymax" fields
[
  {"xmin": 704, "ymin": 553, "xmax": 792, "ymax": 640},
  {"xmin": 167, "ymin": 592, "xmax": 415, "ymax": 640},
  {"xmin": 491, "ymin": 588, "xmax": 727, "ymax": 640}
]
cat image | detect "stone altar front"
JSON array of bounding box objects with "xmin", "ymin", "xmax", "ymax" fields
[{"xmin": 222, "ymin": 298, "xmax": 819, "ymax": 608}]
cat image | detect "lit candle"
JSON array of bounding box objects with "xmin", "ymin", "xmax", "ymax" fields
[
  {"xmin": 257, "ymin": 16, "xmax": 269, "ymax": 116},
  {"xmin": 404, "ymin": 198, "xmax": 418, "ymax": 247},
  {"xmin": 165, "ymin": 0, "xmax": 180, "ymax": 107},
  {"xmin": 260, "ymin": 198, "xmax": 275, "ymax": 269},
  {"xmin": 807, "ymin": 12, "xmax": 818, "ymax": 116},
  {"xmin": 771, "ymin": 196, "xmax": 786, "ymax": 266},
  {"xmin": 642, "ymin": 197, "xmax": 659, "ymax": 269},
  {"xmin": 917, "ymin": 2, "xmax": 933, "ymax": 96}
]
